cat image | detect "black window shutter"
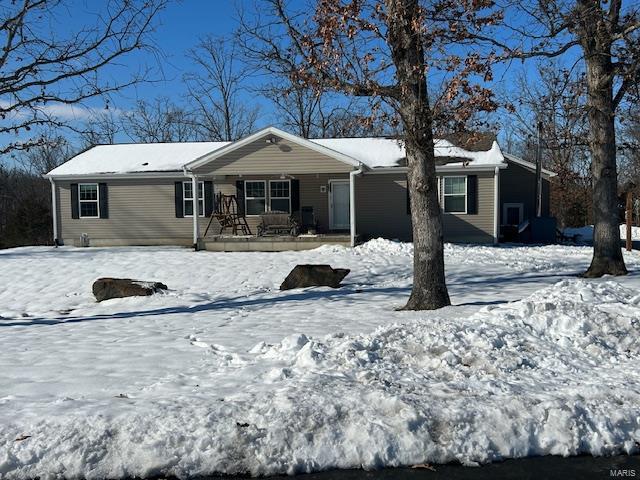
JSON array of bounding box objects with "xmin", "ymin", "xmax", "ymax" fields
[
  {"xmin": 98, "ymin": 183, "xmax": 109, "ymax": 218},
  {"xmin": 236, "ymin": 180, "xmax": 245, "ymax": 215},
  {"xmin": 467, "ymin": 175, "xmax": 478, "ymax": 214},
  {"xmin": 406, "ymin": 178, "xmax": 411, "ymax": 215},
  {"xmin": 291, "ymin": 179, "xmax": 300, "ymax": 214},
  {"xmin": 71, "ymin": 183, "xmax": 79, "ymax": 219},
  {"xmin": 174, "ymin": 181, "xmax": 184, "ymax": 218},
  {"xmin": 204, "ymin": 181, "xmax": 214, "ymax": 216}
]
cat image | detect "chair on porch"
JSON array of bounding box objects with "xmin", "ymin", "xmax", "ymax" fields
[{"xmin": 204, "ymin": 193, "xmax": 252, "ymax": 236}]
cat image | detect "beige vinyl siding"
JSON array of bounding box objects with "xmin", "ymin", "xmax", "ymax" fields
[
  {"xmin": 355, "ymin": 171, "xmax": 495, "ymax": 243},
  {"xmin": 441, "ymin": 172, "xmax": 495, "ymax": 242},
  {"xmin": 57, "ymin": 178, "xmax": 202, "ymax": 246},
  {"xmin": 212, "ymin": 174, "xmax": 348, "ymax": 234},
  {"xmin": 193, "ymin": 137, "xmax": 353, "ymax": 175}
]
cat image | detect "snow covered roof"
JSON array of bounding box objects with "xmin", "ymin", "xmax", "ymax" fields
[
  {"xmin": 311, "ymin": 135, "xmax": 505, "ymax": 169},
  {"xmin": 46, "ymin": 129, "xmax": 505, "ymax": 177},
  {"xmin": 46, "ymin": 141, "xmax": 230, "ymax": 177}
]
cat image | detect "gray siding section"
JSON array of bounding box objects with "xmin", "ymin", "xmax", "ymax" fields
[
  {"xmin": 500, "ymin": 162, "xmax": 550, "ymax": 224},
  {"xmin": 355, "ymin": 171, "xmax": 496, "ymax": 243},
  {"xmin": 57, "ymin": 178, "xmax": 201, "ymax": 246},
  {"xmin": 213, "ymin": 174, "xmax": 349, "ymax": 234},
  {"xmin": 193, "ymin": 136, "xmax": 353, "ymax": 175}
]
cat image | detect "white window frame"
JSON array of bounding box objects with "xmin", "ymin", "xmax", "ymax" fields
[
  {"xmin": 442, "ymin": 176, "xmax": 467, "ymax": 214},
  {"xmin": 502, "ymin": 202, "xmax": 524, "ymax": 226},
  {"xmin": 245, "ymin": 180, "xmax": 267, "ymax": 216},
  {"xmin": 183, "ymin": 181, "xmax": 205, "ymax": 218},
  {"xmin": 268, "ymin": 179, "xmax": 291, "ymax": 213},
  {"xmin": 78, "ymin": 183, "xmax": 100, "ymax": 219}
]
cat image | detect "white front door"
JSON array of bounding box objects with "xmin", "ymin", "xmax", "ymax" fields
[{"xmin": 329, "ymin": 180, "xmax": 350, "ymax": 230}]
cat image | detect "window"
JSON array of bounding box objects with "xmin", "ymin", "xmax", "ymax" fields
[
  {"xmin": 79, "ymin": 183, "xmax": 99, "ymax": 218},
  {"xmin": 183, "ymin": 181, "xmax": 205, "ymax": 217},
  {"xmin": 245, "ymin": 180, "xmax": 266, "ymax": 215},
  {"xmin": 269, "ymin": 180, "xmax": 291, "ymax": 213},
  {"xmin": 503, "ymin": 203, "xmax": 523, "ymax": 226},
  {"xmin": 443, "ymin": 176, "xmax": 467, "ymax": 213}
]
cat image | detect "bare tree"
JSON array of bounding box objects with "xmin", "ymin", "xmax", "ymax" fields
[
  {"xmin": 261, "ymin": 82, "xmax": 389, "ymax": 138},
  {"xmin": 185, "ymin": 36, "xmax": 259, "ymax": 141},
  {"xmin": 241, "ymin": 0, "xmax": 502, "ymax": 310},
  {"xmin": 122, "ymin": 98, "xmax": 199, "ymax": 143},
  {"xmin": 480, "ymin": 0, "xmax": 640, "ymax": 276},
  {"xmin": 508, "ymin": 62, "xmax": 591, "ymax": 228},
  {"xmin": 239, "ymin": 6, "xmax": 393, "ymax": 139},
  {"xmin": 19, "ymin": 129, "xmax": 72, "ymax": 175},
  {"xmin": 0, "ymin": 133, "xmax": 75, "ymax": 247},
  {"xmin": 80, "ymin": 111, "xmax": 121, "ymax": 148},
  {"xmin": 0, "ymin": 0, "xmax": 165, "ymax": 157}
]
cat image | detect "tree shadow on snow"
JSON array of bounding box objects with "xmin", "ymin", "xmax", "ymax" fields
[
  {"xmin": 0, "ymin": 285, "xmax": 411, "ymax": 328},
  {"xmin": 3, "ymin": 267, "xmax": 639, "ymax": 328}
]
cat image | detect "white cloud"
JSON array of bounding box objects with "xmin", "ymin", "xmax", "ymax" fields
[{"xmin": 0, "ymin": 100, "xmax": 124, "ymax": 121}]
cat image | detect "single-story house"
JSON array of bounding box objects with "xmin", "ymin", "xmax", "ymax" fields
[{"xmin": 45, "ymin": 126, "xmax": 555, "ymax": 251}]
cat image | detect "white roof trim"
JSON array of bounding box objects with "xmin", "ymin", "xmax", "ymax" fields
[
  {"xmin": 364, "ymin": 164, "xmax": 508, "ymax": 174},
  {"xmin": 185, "ymin": 126, "xmax": 363, "ymax": 170},
  {"xmin": 504, "ymin": 153, "xmax": 557, "ymax": 177},
  {"xmin": 45, "ymin": 172, "xmax": 190, "ymax": 181}
]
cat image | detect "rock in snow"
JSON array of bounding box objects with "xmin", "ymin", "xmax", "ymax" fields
[
  {"xmin": 280, "ymin": 264, "xmax": 350, "ymax": 290},
  {"xmin": 92, "ymin": 277, "xmax": 167, "ymax": 302}
]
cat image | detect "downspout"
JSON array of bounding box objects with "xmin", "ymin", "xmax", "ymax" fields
[
  {"xmin": 49, "ymin": 177, "xmax": 59, "ymax": 246},
  {"xmin": 183, "ymin": 166, "xmax": 200, "ymax": 250},
  {"xmin": 349, "ymin": 165, "xmax": 363, "ymax": 247},
  {"xmin": 493, "ymin": 166, "xmax": 500, "ymax": 244}
]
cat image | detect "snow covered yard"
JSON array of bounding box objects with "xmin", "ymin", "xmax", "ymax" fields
[{"xmin": 1, "ymin": 240, "xmax": 640, "ymax": 478}]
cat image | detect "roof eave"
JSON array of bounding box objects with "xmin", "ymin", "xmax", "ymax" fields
[
  {"xmin": 45, "ymin": 171, "xmax": 188, "ymax": 181},
  {"xmin": 364, "ymin": 163, "xmax": 508, "ymax": 174}
]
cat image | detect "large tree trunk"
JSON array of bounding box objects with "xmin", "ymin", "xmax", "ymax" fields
[
  {"xmin": 386, "ymin": 0, "xmax": 451, "ymax": 310},
  {"xmin": 576, "ymin": 2, "xmax": 627, "ymax": 277}
]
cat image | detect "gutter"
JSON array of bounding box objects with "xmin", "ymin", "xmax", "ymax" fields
[
  {"xmin": 183, "ymin": 166, "xmax": 201, "ymax": 249},
  {"xmin": 349, "ymin": 165, "xmax": 365, "ymax": 247},
  {"xmin": 45, "ymin": 171, "xmax": 191, "ymax": 181},
  {"xmin": 49, "ymin": 177, "xmax": 59, "ymax": 246},
  {"xmin": 364, "ymin": 164, "xmax": 508, "ymax": 174}
]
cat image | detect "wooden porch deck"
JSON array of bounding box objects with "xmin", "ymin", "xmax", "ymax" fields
[{"xmin": 199, "ymin": 233, "xmax": 352, "ymax": 252}]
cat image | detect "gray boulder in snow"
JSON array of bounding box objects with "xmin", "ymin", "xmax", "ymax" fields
[
  {"xmin": 280, "ymin": 264, "xmax": 350, "ymax": 291},
  {"xmin": 92, "ymin": 277, "xmax": 167, "ymax": 302}
]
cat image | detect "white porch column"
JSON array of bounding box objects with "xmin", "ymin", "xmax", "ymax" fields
[
  {"xmin": 49, "ymin": 177, "xmax": 58, "ymax": 245},
  {"xmin": 493, "ymin": 166, "xmax": 500, "ymax": 244},
  {"xmin": 349, "ymin": 168, "xmax": 362, "ymax": 247},
  {"xmin": 191, "ymin": 175, "xmax": 199, "ymax": 248}
]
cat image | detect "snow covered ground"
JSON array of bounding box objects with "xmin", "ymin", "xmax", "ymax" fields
[
  {"xmin": 1, "ymin": 241, "xmax": 640, "ymax": 478},
  {"xmin": 564, "ymin": 224, "xmax": 640, "ymax": 242}
]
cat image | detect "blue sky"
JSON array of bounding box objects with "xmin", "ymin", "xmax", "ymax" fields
[
  {"xmin": 3, "ymin": 0, "xmax": 587, "ymax": 156},
  {"xmin": 77, "ymin": 0, "xmax": 263, "ymax": 119}
]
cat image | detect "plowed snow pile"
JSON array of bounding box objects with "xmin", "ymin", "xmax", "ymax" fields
[{"xmin": 2, "ymin": 278, "xmax": 640, "ymax": 478}]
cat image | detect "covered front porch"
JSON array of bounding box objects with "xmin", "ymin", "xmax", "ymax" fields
[{"xmin": 180, "ymin": 126, "xmax": 364, "ymax": 251}]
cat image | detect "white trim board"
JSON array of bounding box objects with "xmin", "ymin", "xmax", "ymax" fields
[{"xmin": 503, "ymin": 153, "xmax": 557, "ymax": 178}]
